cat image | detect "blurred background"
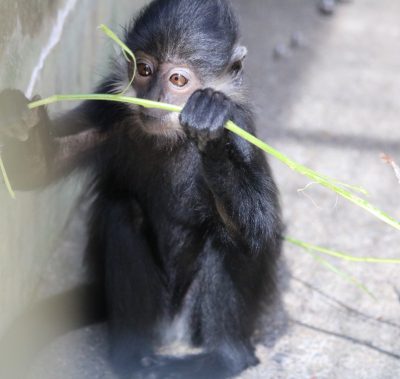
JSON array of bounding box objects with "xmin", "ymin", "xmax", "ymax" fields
[{"xmin": 0, "ymin": 0, "xmax": 399, "ymax": 378}]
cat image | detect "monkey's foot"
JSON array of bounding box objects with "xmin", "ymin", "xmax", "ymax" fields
[{"xmin": 135, "ymin": 353, "xmax": 239, "ymax": 379}]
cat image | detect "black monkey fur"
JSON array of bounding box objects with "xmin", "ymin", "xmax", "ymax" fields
[{"xmin": 0, "ymin": 1, "xmax": 282, "ymax": 378}]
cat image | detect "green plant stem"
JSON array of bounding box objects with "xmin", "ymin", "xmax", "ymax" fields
[
  {"xmin": 300, "ymin": 246, "xmax": 376, "ymax": 299},
  {"xmin": 0, "ymin": 155, "xmax": 16, "ymax": 199},
  {"xmin": 286, "ymin": 237, "xmax": 400, "ymax": 264},
  {"xmin": 98, "ymin": 25, "xmax": 137, "ymax": 93},
  {"xmin": 29, "ymin": 93, "xmax": 400, "ymax": 231}
]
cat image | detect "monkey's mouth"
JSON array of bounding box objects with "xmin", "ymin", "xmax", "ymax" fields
[
  {"xmin": 138, "ymin": 111, "xmax": 182, "ymax": 137},
  {"xmin": 139, "ymin": 113, "xmax": 170, "ymax": 130},
  {"xmin": 140, "ymin": 113, "xmax": 164, "ymax": 124}
]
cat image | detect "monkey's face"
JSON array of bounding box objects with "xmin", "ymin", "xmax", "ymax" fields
[{"xmin": 129, "ymin": 52, "xmax": 202, "ymax": 138}]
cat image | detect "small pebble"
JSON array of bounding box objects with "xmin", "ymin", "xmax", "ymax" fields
[
  {"xmin": 318, "ymin": 0, "xmax": 336, "ymax": 15},
  {"xmin": 273, "ymin": 44, "xmax": 290, "ymax": 60}
]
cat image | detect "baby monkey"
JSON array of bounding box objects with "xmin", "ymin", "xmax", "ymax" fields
[{"xmin": 0, "ymin": 0, "xmax": 282, "ymax": 378}]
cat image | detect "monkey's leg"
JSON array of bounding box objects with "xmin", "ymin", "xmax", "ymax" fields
[
  {"xmin": 89, "ymin": 196, "xmax": 166, "ymax": 378},
  {"xmin": 142, "ymin": 242, "xmax": 262, "ymax": 379},
  {"xmin": 191, "ymin": 243, "xmax": 261, "ymax": 378}
]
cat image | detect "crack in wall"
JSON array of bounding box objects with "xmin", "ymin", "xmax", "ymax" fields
[{"xmin": 25, "ymin": 0, "xmax": 78, "ymax": 98}]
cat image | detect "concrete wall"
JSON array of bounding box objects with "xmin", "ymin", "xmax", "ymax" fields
[{"xmin": 0, "ymin": 0, "xmax": 148, "ymax": 330}]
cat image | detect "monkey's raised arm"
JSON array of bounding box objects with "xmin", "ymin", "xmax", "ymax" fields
[
  {"xmin": 180, "ymin": 88, "xmax": 283, "ymax": 255},
  {"xmin": 0, "ymin": 89, "xmax": 108, "ymax": 190}
]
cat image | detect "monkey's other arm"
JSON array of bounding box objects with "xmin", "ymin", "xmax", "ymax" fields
[{"xmin": 0, "ymin": 89, "xmax": 105, "ymax": 190}]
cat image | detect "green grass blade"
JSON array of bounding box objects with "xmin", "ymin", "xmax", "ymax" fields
[
  {"xmin": 286, "ymin": 236, "xmax": 400, "ymax": 264},
  {"xmin": 29, "ymin": 94, "xmax": 400, "ymax": 231},
  {"xmin": 0, "ymin": 154, "xmax": 16, "ymax": 199},
  {"xmin": 225, "ymin": 121, "xmax": 400, "ymax": 231},
  {"xmin": 98, "ymin": 25, "xmax": 136, "ymax": 94},
  {"xmin": 29, "ymin": 94, "xmax": 183, "ymax": 113},
  {"xmin": 298, "ymin": 244, "xmax": 376, "ymax": 299}
]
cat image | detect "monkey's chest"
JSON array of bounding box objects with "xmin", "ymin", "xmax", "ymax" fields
[
  {"xmin": 140, "ymin": 171, "xmax": 209, "ymax": 260},
  {"xmin": 145, "ymin": 176, "xmax": 206, "ymax": 232},
  {"xmin": 135, "ymin": 150, "xmax": 206, "ymax": 225},
  {"xmin": 128, "ymin": 144, "xmax": 211, "ymax": 258}
]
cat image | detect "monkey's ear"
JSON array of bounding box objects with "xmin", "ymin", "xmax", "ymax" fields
[{"xmin": 230, "ymin": 45, "xmax": 248, "ymax": 77}]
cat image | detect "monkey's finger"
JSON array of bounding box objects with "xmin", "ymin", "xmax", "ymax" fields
[
  {"xmin": 20, "ymin": 94, "xmax": 41, "ymax": 131},
  {"xmin": 180, "ymin": 89, "xmax": 210, "ymax": 138},
  {"xmin": 24, "ymin": 95, "xmax": 42, "ymax": 130},
  {"xmin": 179, "ymin": 90, "xmax": 202, "ymax": 136},
  {"xmin": 180, "ymin": 90, "xmax": 203, "ymax": 120},
  {"xmin": 193, "ymin": 89, "xmax": 214, "ymax": 125},
  {"xmin": 206, "ymin": 92, "xmax": 231, "ymax": 140}
]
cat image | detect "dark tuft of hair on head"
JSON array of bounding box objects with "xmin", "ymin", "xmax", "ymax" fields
[{"xmin": 125, "ymin": 0, "xmax": 240, "ymax": 79}]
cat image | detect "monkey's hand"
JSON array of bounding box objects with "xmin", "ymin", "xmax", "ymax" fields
[
  {"xmin": 0, "ymin": 89, "xmax": 54, "ymax": 190},
  {"xmin": 179, "ymin": 88, "xmax": 232, "ymax": 150},
  {"xmin": 0, "ymin": 89, "xmax": 42, "ymax": 142}
]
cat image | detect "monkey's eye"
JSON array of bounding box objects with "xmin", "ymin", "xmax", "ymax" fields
[
  {"xmin": 137, "ymin": 63, "xmax": 153, "ymax": 77},
  {"xmin": 169, "ymin": 73, "xmax": 189, "ymax": 88}
]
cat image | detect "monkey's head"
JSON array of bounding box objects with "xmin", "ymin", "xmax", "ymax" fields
[{"xmin": 113, "ymin": 0, "xmax": 247, "ymax": 140}]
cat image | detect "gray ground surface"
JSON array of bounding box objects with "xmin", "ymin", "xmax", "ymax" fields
[{"xmin": 28, "ymin": 0, "xmax": 400, "ymax": 378}]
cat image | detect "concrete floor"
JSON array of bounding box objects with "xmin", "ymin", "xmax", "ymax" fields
[{"xmin": 27, "ymin": 0, "xmax": 400, "ymax": 378}]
